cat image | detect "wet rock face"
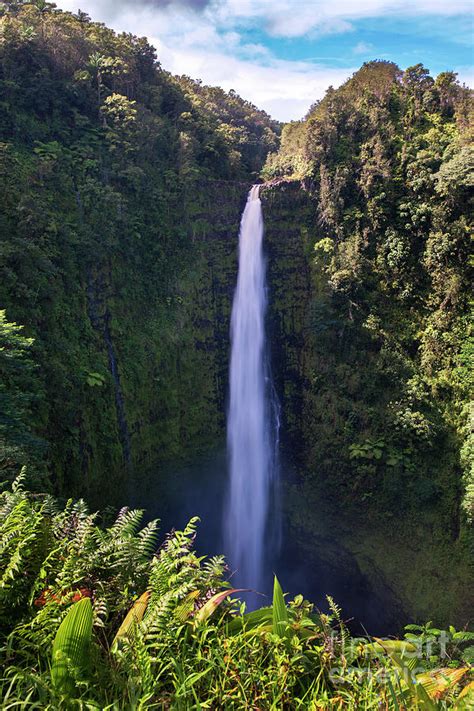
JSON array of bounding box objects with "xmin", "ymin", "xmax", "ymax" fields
[
  {"xmin": 31, "ymin": 179, "xmax": 248, "ymax": 507},
  {"xmin": 260, "ymin": 181, "xmax": 315, "ymax": 462},
  {"xmin": 107, "ymin": 179, "xmax": 248, "ymax": 502}
]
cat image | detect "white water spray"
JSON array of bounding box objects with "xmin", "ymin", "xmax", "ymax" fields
[{"xmin": 225, "ymin": 185, "xmax": 280, "ymax": 598}]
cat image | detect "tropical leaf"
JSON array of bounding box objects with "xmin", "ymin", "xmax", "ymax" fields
[
  {"xmin": 374, "ymin": 639, "xmax": 438, "ymax": 711},
  {"xmin": 112, "ymin": 591, "xmax": 150, "ymax": 649},
  {"xmin": 194, "ymin": 588, "xmax": 244, "ymax": 625},
  {"xmin": 225, "ymin": 606, "xmax": 273, "ymax": 635},
  {"xmin": 363, "ymin": 639, "xmax": 418, "ymax": 659},
  {"xmin": 51, "ymin": 597, "xmax": 93, "ymax": 696},
  {"xmin": 272, "ymin": 576, "xmax": 289, "ymax": 638},
  {"xmin": 417, "ymin": 667, "xmax": 470, "ymax": 700},
  {"xmin": 174, "ymin": 590, "xmax": 200, "ymax": 623},
  {"xmin": 291, "ymin": 615, "xmax": 320, "ymax": 640}
]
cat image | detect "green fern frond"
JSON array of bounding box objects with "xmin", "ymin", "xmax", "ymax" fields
[{"xmin": 112, "ymin": 507, "xmax": 144, "ymax": 536}]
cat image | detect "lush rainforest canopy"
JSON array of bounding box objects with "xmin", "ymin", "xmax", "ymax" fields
[{"xmin": 262, "ymin": 58, "xmax": 473, "ymax": 545}]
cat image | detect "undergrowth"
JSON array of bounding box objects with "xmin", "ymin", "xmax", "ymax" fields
[{"xmin": 1, "ymin": 475, "xmax": 472, "ymax": 709}]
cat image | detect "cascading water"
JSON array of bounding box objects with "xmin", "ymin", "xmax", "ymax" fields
[{"xmin": 225, "ymin": 185, "xmax": 280, "ymax": 601}]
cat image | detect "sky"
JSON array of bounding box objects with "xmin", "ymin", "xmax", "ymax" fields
[{"xmin": 57, "ymin": 0, "xmax": 473, "ymax": 121}]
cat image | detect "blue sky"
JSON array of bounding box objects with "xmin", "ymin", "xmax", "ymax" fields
[{"xmin": 58, "ymin": 0, "xmax": 473, "ymax": 121}]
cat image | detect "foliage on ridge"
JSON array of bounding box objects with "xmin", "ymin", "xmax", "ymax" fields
[
  {"xmin": 262, "ymin": 60, "xmax": 473, "ymax": 528},
  {"xmin": 0, "ymin": 0, "xmax": 277, "ymax": 501}
]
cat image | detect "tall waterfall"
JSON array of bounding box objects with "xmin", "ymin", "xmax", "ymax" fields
[{"xmin": 225, "ymin": 185, "xmax": 280, "ymax": 599}]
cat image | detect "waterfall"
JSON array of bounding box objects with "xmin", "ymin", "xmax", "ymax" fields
[{"xmin": 225, "ymin": 185, "xmax": 280, "ymax": 601}]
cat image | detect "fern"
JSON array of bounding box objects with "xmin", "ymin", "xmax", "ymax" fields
[
  {"xmin": 2, "ymin": 480, "xmax": 471, "ymax": 709},
  {"xmin": 327, "ymin": 594, "xmax": 350, "ymax": 651}
]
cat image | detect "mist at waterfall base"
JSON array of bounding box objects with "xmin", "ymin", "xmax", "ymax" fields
[
  {"xmin": 133, "ymin": 188, "xmax": 405, "ymax": 635},
  {"xmin": 134, "ymin": 447, "xmax": 402, "ymax": 634}
]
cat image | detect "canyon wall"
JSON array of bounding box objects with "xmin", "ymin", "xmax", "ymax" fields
[{"xmin": 261, "ymin": 181, "xmax": 472, "ymax": 627}]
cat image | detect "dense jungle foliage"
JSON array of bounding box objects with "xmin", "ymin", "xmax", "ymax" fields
[
  {"xmin": 261, "ymin": 60, "xmax": 473, "ymax": 621},
  {"xmin": 0, "ymin": 0, "xmax": 278, "ymax": 500},
  {"xmin": 1, "ymin": 478, "xmax": 473, "ymax": 709}
]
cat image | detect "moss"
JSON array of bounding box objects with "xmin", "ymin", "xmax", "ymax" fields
[{"xmin": 78, "ymin": 180, "xmax": 246, "ymax": 506}]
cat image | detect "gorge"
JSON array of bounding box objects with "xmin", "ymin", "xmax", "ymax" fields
[{"xmin": 0, "ymin": 4, "xmax": 473, "ymax": 706}]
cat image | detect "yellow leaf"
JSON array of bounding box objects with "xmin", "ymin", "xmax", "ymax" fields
[
  {"xmin": 112, "ymin": 591, "xmax": 150, "ymax": 649},
  {"xmin": 417, "ymin": 667, "xmax": 470, "ymax": 700}
]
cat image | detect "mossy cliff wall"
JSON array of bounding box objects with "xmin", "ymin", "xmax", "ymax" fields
[
  {"xmin": 75, "ymin": 180, "xmax": 247, "ymax": 506},
  {"xmin": 260, "ymin": 181, "xmax": 472, "ymax": 627},
  {"xmin": 2, "ymin": 176, "xmax": 246, "ymax": 507},
  {"xmin": 89, "ymin": 181, "xmax": 247, "ymax": 504}
]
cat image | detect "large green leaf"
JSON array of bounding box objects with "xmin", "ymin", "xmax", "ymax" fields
[
  {"xmin": 363, "ymin": 639, "xmax": 417, "ymax": 660},
  {"xmin": 374, "ymin": 638, "xmax": 438, "ymax": 711},
  {"xmin": 51, "ymin": 597, "xmax": 93, "ymax": 696},
  {"xmin": 225, "ymin": 606, "xmax": 273, "ymax": 636},
  {"xmin": 272, "ymin": 576, "xmax": 289, "ymax": 638}
]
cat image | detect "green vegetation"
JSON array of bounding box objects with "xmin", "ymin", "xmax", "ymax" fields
[
  {"xmin": 0, "ymin": 310, "xmax": 45, "ymax": 480},
  {"xmin": 1, "ymin": 479, "xmax": 473, "ymax": 709},
  {"xmin": 176, "ymin": 76, "xmax": 280, "ymax": 177},
  {"xmin": 0, "ymin": 1, "xmax": 277, "ymax": 503},
  {"xmin": 0, "ymin": 4, "xmax": 472, "ymax": 706},
  {"xmin": 261, "ymin": 60, "xmax": 473, "ymax": 624}
]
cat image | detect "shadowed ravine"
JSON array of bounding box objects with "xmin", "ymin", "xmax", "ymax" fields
[{"xmin": 132, "ymin": 185, "xmax": 410, "ymax": 633}]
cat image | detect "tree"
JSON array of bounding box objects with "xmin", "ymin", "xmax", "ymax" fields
[
  {"xmin": 402, "ymin": 63, "xmax": 435, "ymax": 117},
  {"xmin": 435, "ymin": 71, "xmax": 460, "ymax": 115}
]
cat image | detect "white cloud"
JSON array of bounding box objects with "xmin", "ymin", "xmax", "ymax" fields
[
  {"xmin": 58, "ymin": 0, "xmax": 358, "ymax": 119},
  {"xmin": 155, "ymin": 38, "xmax": 355, "ymax": 119},
  {"xmin": 453, "ymin": 66, "xmax": 474, "ymax": 87},
  {"xmin": 210, "ymin": 0, "xmax": 473, "ymax": 38},
  {"xmin": 265, "ymin": 12, "xmax": 354, "ymax": 39},
  {"xmin": 59, "ymin": 1, "xmax": 474, "ymax": 37},
  {"xmin": 353, "ymin": 41, "xmax": 374, "ymax": 55}
]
